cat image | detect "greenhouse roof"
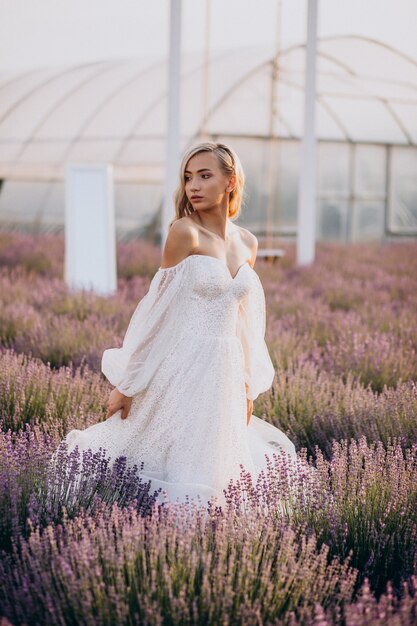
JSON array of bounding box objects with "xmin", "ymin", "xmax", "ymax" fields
[{"xmin": 0, "ymin": 35, "xmax": 416, "ymax": 180}]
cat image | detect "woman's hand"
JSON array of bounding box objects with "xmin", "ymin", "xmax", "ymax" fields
[
  {"xmin": 245, "ymin": 383, "xmax": 253, "ymax": 426},
  {"xmin": 106, "ymin": 387, "xmax": 133, "ymax": 420},
  {"xmin": 246, "ymin": 397, "xmax": 253, "ymax": 425}
]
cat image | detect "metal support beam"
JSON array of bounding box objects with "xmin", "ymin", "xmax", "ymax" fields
[
  {"xmin": 161, "ymin": 0, "xmax": 182, "ymax": 251},
  {"xmin": 296, "ymin": 0, "xmax": 319, "ymax": 266}
]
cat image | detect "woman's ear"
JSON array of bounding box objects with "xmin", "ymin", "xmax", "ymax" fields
[{"xmin": 226, "ymin": 173, "xmax": 237, "ymax": 193}]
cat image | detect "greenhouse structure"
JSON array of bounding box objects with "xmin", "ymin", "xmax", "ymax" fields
[{"xmin": 0, "ymin": 35, "xmax": 416, "ymax": 244}]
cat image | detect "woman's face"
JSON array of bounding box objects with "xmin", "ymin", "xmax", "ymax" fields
[{"xmin": 184, "ymin": 151, "xmax": 235, "ymax": 212}]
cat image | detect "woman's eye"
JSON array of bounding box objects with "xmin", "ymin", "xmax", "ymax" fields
[{"xmin": 202, "ymin": 174, "xmax": 211, "ymax": 179}]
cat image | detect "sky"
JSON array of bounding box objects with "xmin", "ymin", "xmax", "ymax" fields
[{"xmin": 0, "ymin": 0, "xmax": 416, "ymax": 74}]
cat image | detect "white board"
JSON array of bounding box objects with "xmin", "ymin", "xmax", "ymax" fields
[{"xmin": 65, "ymin": 163, "xmax": 117, "ymax": 295}]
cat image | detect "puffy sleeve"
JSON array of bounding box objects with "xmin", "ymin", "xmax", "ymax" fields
[
  {"xmin": 236, "ymin": 274, "xmax": 275, "ymax": 401},
  {"xmin": 101, "ymin": 260, "xmax": 189, "ymax": 397}
]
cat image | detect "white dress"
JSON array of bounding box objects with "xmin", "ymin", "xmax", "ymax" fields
[{"xmin": 61, "ymin": 254, "xmax": 297, "ymax": 508}]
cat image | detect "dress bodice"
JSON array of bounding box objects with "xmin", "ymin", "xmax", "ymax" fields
[
  {"xmin": 102, "ymin": 253, "xmax": 275, "ymax": 401},
  {"xmin": 158, "ymin": 254, "xmax": 253, "ymax": 338}
]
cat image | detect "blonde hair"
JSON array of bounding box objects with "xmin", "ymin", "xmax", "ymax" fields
[{"xmin": 171, "ymin": 141, "xmax": 245, "ymax": 226}]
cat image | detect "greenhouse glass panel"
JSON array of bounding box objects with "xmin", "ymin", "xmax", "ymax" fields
[
  {"xmin": 275, "ymin": 88, "xmax": 304, "ymax": 138},
  {"xmin": 354, "ymin": 145, "xmax": 386, "ymax": 198},
  {"xmin": 323, "ymin": 98, "xmax": 407, "ymax": 144},
  {"xmin": 269, "ymin": 140, "xmax": 299, "ymax": 233},
  {"xmin": 219, "ymin": 136, "xmax": 299, "ymax": 236},
  {"xmin": 0, "ymin": 180, "xmax": 53, "ymax": 223},
  {"xmin": 37, "ymin": 182, "xmax": 65, "ymax": 227},
  {"xmin": 115, "ymin": 182, "xmax": 162, "ymax": 236},
  {"xmin": 314, "ymin": 99, "xmax": 346, "ymax": 141},
  {"xmin": 352, "ymin": 201, "xmax": 385, "ymax": 241},
  {"xmin": 317, "ymin": 142, "xmax": 350, "ymax": 197},
  {"xmin": 390, "ymin": 103, "xmax": 417, "ymax": 145},
  {"xmin": 0, "ymin": 35, "xmax": 416, "ymax": 242},
  {"xmin": 388, "ymin": 147, "xmax": 417, "ymax": 233},
  {"xmin": 317, "ymin": 200, "xmax": 349, "ymax": 242}
]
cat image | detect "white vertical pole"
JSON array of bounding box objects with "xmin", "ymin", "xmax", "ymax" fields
[
  {"xmin": 265, "ymin": 0, "xmax": 282, "ymax": 253},
  {"xmin": 161, "ymin": 0, "xmax": 182, "ymax": 251},
  {"xmin": 296, "ymin": 0, "xmax": 319, "ymax": 266},
  {"xmin": 199, "ymin": 0, "xmax": 211, "ymax": 141}
]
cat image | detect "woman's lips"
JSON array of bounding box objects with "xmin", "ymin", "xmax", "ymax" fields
[{"xmin": 191, "ymin": 197, "xmax": 203, "ymax": 201}]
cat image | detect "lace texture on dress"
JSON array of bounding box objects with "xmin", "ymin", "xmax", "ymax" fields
[
  {"xmin": 102, "ymin": 255, "xmax": 275, "ymax": 401},
  {"xmin": 101, "ymin": 259, "xmax": 188, "ymax": 396},
  {"xmin": 236, "ymin": 274, "xmax": 275, "ymax": 401}
]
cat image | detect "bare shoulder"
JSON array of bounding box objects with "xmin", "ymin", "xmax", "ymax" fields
[
  {"xmin": 236, "ymin": 224, "xmax": 258, "ymax": 249},
  {"xmin": 235, "ymin": 224, "xmax": 258, "ymax": 267},
  {"xmin": 160, "ymin": 216, "xmax": 198, "ymax": 269}
]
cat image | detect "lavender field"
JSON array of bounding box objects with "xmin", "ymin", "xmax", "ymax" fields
[{"xmin": 0, "ymin": 233, "xmax": 416, "ymax": 625}]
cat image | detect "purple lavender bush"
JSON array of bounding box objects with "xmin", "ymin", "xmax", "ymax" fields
[
  {"xmin": 0, "ymin": 233, "xmax": 416, "ymax": 625},
  {"xmin": 0, "ymin": 493, "xmax": 359, "ymax": 626},
  {"xmin": 0, "ymin": 424, "xmax": 161, "ymax": 553},
  {"xmin": 259, "ymin": 359, "xmax": 417, "ymax": 458}
]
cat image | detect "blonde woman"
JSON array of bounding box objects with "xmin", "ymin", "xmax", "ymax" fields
[{"xmin": 61, "ymin": 142, "xmax": 297, "ymax": 508}]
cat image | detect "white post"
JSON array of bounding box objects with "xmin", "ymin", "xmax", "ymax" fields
[
  {"xmin": 296, "ymin": 0, "xmax": 319, "ymax": 266},
  {"xmin": 161, "ymin": 0, "xmax": 182, "ymax": 252},
  {"xmin": 65, "ymin": 163, "xmax": 117, "ymax": 296},
  {"xmin": 199, "ymin": 0, "xmax": 211, "ymax": 140}
]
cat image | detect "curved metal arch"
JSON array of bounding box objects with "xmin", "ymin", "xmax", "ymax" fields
[
  {"xmin": 285, "ymin": 36, "xmax": 417, "ymax": 144},
  {"xmin": 315, "ymin": 69, "xmax": 417, "ymax": 98},
  {"xmin": 199, "ymin": 59, "xmax": 295, "ymax": 138},
  {"xmin": 60, "ymin": 59, "xmax": 166, "ymax": 164},
  {"xmin": 201, "ymin": 37, "xmax": 416, "ymax": 146},
  {"xmin": 278, "ymin": 72, "xmax": 372, "ymax": 141},
  {"xmin": 119, "ymin": 35, "xmax": 417, "ymax": 159},
  {"xmin": 0, "ymin": 68, "xmax": 47, "ymax": 94},
  {"xmin": 316, "ymin": 56, "xmax": 415, "ymax": 99},
  {"xmin": 280, "ymin": 42, "xmax": 417, "ymax": 97},
  {"xmin": 317, "ymin": 71, "xmax": 414, "ymax": 145},
  {"xmin": 2, "ymin": 33, "xmax": 416, "ymax": 166},
  {"xmin": 123, "ymin": 42, "xmax": 361, "ymax": 151},
  {"xmin": 0, "ymin": 60, "xmax": 115, "ymax": 129},
  {"xmin": 198, "ymin": 54, "xmax": 350, "ymax": 142},
  {"xmin": 16, "ymin": 59, "xmax": 165, "ymax": 163},
  {"xmin": 321, "ymin": 34, "xmax": 417, "ymax": 72},
  {"xmin": 314, "ymin": 50, "xmax": 356, "ymax": 76},
  {"xmin": 382, "ymin": 100, "xmax": 413, "ymax": 144},
  {"xmin": 319, "ymin": 84, "xmax": 412, "ymax": 145},
  {"xmin": 311, "ymin": 95, "xmax": 352, "ymax": 141},
  {"xmin": 112, "ymin": 48, "xmax": 252, "ymax": 163},
  {"xmin": 292, "ymin": 50, "xmax": 417, "ymax": 143},
  {"xmin": 315, "ymin": 89, "xmax": 414, "ymax": 143},
  {"xmin": 15, "ymin": 60, "xmax": 127, "ymax": 161},
  {"xmin": 118, "ymin": 54, "xmax": 299, "ymax": 162}
]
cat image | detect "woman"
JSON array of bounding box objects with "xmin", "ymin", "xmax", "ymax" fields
[{"xmin": 61, "ymin": 142, "xmax": 297, "ymax": 508}]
